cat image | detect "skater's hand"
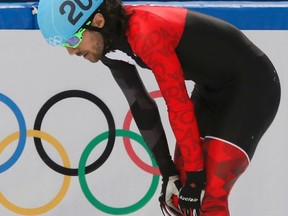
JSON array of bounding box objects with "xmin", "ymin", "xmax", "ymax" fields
[
  {"xmin": 179, "ymin": 171, "xmax": 205, "ymax": 216},
  {"xmin": 159, "ymin": 175, "xmax": 183, "ymax": 216}
]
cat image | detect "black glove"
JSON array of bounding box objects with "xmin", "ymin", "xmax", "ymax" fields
[
  {"xmin": 159, "ymin": 175, "xmax": 183, "ymax": 216},
  {"xmin": 178, "ymin": 170, "xmax": 206, "ymax": 216}
]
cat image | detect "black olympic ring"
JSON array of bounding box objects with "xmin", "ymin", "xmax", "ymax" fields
[{"xmin": 33, "ymin": 90, "xmax": 116, "ymax": 176}]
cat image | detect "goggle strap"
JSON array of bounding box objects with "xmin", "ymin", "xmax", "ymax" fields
[{"xmin": 84, "ymin": 25, "xmax": 102, "ymax": 32}]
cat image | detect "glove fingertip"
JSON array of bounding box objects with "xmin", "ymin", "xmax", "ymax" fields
[{"xmin": 172, "ymin": 195, "xmax": 179, "ymax": 207}]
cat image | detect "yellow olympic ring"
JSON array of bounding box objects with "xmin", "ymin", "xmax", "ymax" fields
[{"xmin": 0, "ymin": 130, "xmax": 71, "ymax": 215}]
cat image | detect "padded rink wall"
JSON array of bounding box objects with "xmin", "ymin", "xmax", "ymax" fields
[{"xmin": 0, "ymin": 1, "xmax": 288, "ymax": 216}]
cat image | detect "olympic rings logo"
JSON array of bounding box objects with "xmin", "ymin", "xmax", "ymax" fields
[
  {"xmin": 0, "ymin": 90, "xmax": 163, "ymax": 215},
  {"xmin": 47, "ymin": 36, "xmax": 63, "ymax": 46}
]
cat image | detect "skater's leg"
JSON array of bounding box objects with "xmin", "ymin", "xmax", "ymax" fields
[{"xmin": 201, "ymin": 138, "xmax": 249, "ymax": 216}]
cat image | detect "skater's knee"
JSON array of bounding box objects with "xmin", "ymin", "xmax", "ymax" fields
[{"xmin": 201, "ymin": 194, "xmax": 230, "ymax": 216}]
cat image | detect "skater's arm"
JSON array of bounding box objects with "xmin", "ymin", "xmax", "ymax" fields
[{"xmin": 101, "ymin": 57, "xmax": 178, "ymax": 176}]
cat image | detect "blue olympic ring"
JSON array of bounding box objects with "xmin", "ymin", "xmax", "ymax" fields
[{"xmin": 0, "ymin": 93, "xmax": 26, "ymax": 173}]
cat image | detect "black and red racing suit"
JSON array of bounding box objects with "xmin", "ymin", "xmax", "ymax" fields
[{"xmin": 101, "ymin": 5, "xmax": 280, "ymax": 215}]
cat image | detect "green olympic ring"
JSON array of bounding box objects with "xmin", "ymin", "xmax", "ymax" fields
[{"xmin": 78, "ymin": 129, "xmax": 160, "ymax": 215}]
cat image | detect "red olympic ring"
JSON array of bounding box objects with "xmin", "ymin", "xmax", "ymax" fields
[{"xmin": 123, "ymin": 90, "xmax": 163, "ymax": 175}]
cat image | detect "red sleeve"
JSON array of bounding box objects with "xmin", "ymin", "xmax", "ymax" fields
[{"xmin": 126, "ymin": 7, "xmax": 204, "ymax": 172}]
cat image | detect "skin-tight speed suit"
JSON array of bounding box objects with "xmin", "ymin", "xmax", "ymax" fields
[{"xmin": 101, "ymin": 5, "xmax": 281, "ymax": 216}]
